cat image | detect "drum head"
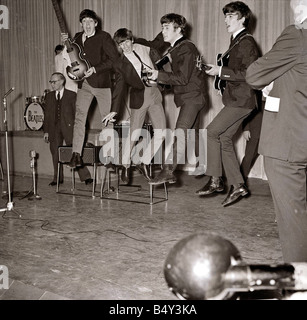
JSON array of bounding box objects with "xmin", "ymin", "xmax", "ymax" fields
[{"xmin": 24, "ymin": 102, "xmax": 44, "ymax": 131}]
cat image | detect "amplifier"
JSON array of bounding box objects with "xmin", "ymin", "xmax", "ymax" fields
[{"xmin": 58, "ymin": 146, "xmax": 102, "ymax": 164}]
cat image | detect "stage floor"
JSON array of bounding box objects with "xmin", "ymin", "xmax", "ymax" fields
[{"xmin": 0, "ymin": 171, "xmax": 282, "ymax": 300}]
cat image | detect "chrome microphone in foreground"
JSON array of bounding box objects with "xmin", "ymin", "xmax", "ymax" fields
[
  {"xmin": 164, "ymin": 232, "xmax": 307, "ymax": 300},
  {"xmin": 3, "ymin": 87, "xmax": 15, "ymax": 99}
]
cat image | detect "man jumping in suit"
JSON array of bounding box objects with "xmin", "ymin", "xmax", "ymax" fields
[
  {"xmin": 43, "ymin": 72, "xmax": 92, "ymax": 186},
  {"xmin": 246, "ymin": 0, "xmax": 307, "ymax": 262},
  {"xmin": 196, "ymin": 1, "xmax": 260, "ymax": 207},
  {"xmin": 102, "ymin": 28, "xmax": 167, "ymax": 184},
  {"xmin": 146, "ymin": 13, "xmax": 207, "ymax": 185}
]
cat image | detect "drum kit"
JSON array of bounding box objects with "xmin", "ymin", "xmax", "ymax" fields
[{"xmin": 24, "ymin": 89, "xmax": 49, "ymax": 131}]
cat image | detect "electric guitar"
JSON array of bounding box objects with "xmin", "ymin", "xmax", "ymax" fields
[
  {"xmin": 198, "ymin": 34, "xmax": 253, "ymax": 96},
  {"xmin": 142, "ymin": 39, "xmax": 192, "ymax": 88},
  {"xmin": 51, "ymin": 0, "xmax": 91, "ymax": 81},
  {"xmin": 214, "ymin": 53, "xmax": 229, "ymax": 95}
]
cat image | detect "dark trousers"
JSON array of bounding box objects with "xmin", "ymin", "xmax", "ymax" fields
[
  {"xmin": 264, "ymin": 157, "xmax": 307, "ymax": 262},
  {"xmin": 206, "ymin": 106, "xmax": 252, "ymax": 186},
  {"xmin": 168, "ymin": 103, "xmax": 204, "ymax": 169},
  {"xmin": 241, "ymin": 103, "xmax": 264, "ymax": 179},
  {"xmin": 50, "ymin": 123, "xmax": 91, "ymax": 183}
]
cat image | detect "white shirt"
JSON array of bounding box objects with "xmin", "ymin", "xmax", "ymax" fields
[
  {"xmin": 82, "ymin": 31, "xmax": 96, "ymax": 45},
  {"xmin": 232, "ymin": 27, "xmax": 246, "ymax": 40},
  {"xmin": 124, "ymin": 44, "xmax": 154, "ymax": 79},
  {"xmin": 55, "ymin": 87, "xmax": 64, "ymax": 100}
]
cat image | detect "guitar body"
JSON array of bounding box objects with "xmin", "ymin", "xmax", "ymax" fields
[
  {"xmin": 65, "ymin": 39, "xmax": 91, "ymax": 81},
  {"xmin": 214, "ymin": 53, "xmax": 229, "ymax": 95}
]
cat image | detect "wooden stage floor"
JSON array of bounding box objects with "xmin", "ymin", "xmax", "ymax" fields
[{"xmin": 0, "ymin": 171, "xmax": 282, "ymax": 300}]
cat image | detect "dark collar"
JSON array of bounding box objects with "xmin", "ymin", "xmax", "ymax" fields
[{"xmin": 172, "ymin": 36, "xmax": 187, "ymax": 48}]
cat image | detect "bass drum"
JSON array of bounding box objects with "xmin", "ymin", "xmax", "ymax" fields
[{"xmin": 24, "ymin": 102, "xmax": 44, "ymax": 131}]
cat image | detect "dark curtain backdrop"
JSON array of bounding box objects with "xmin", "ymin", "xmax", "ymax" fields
[{"xmin": 0, "ymin": 0, "xmax": 292, "ymax": 178}]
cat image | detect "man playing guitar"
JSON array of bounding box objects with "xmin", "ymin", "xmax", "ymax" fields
[
  {"xmin": 196, "ymin": 1, "xmax": 260, "ymax": 207},
  {"xmin": 60, "ymin": 9, "xmax": 120, "ymax": 169}
]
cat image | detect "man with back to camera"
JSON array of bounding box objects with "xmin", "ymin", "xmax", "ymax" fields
[{"xmin": 246, "ymin": 0, "xmax": 307, "ymax": 262}]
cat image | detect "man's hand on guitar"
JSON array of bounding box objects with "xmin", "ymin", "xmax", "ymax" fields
[
  {"xmin": 61, "ymin": 33, "xmax": 69, "ymax": 42},
  {"xmin": 147, "ymin": 69, "xmax": 158, "ymax": 81},
  {"xmin": 84, "ymin": 67, "xmax": 95, "ymax": 78},
  {"xmin": 102, "ymin": 112, "xmax": 117, "ymax": 126},
  {"xmin": 205, "ymin": 64, "xmax": 220, "ymax": 76},
  {"xmin": 243, "ymin": 130, "xmax": 251, "ymax": 141}
]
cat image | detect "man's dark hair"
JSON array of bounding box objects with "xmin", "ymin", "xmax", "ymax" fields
[
  {"xmin": 113, "ymin": 28, "xmax": 134, "ymax": 45},
  {"xmin": 223, "ymin": 1, "xmax": 252, "ymax": 28},
  {"xmin": 160, "ymin": 13, "xmax": 187, "ymax": 36},
  {"xmin": 79, "ymin": 9, "xmax": 98, "ymax": 23},
  {"xmin": 54, "ymin": 44, "xmax": 64, "ymax": 54}
]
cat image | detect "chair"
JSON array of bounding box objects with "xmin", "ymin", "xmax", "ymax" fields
[
  {"xmin": 100, "ymin": 164, "xmax": 168, "ymax": 205},
  {"xmin": 56, "ymin": 146, "xmax": 101, "ymax": 198}
]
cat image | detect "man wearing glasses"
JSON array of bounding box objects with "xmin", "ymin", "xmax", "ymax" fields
[{"xmin": 43, "ymin": 72, "xmax": 92, "ymax": 186}]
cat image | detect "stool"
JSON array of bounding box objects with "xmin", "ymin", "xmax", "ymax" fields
[
  {"xmin": 56, "ymin": 146, "xmax": 101, "ymax": 198},
  {"xmin": 100, "ymin": 165, "xmax": 168, "ymax": 205}
]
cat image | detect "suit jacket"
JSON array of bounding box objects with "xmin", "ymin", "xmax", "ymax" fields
[
  {"xmin": 221, "ymin": 30, "xmax": 260, "ymax": 109},
  {"xmin": 156, "ymin": 37, "xmax": 207, "ymax": 108},
  {"xmin": 246, "ymin": 24, "xmax": 307, "ymax": 163},
  {"xmin": 73, "ymin": 29, "xmax": 119, "ymax": 89},
  {"xmin": 111, "ymin": 43, "xmax": 162, "ymax": 113},
  {"xmin": 43, "ymin": 89, "xmax": 76, "ymax": 143}
]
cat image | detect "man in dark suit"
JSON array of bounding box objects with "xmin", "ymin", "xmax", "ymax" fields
[
  {"xmin": 196, "ymin": 1, "xmax": 260, "ymax": 207},
  {"xmin": 61, "ymin": 9, "xmax": 120, "ymax": 169},
  {"xmin": 146, "ymin": 13, "xmax": 207, "ymax": 185},
  {"xmin": 246, "ymin": 0, "xmax": 307, "ymax": 262},
  {"xmin": 43, "ymin": 72, "xmax": 92, "ymax": 186},
  {"xmin": 240, "ymin": 94, "xmax": 263, "ymax": 181},
  {"xmin": 102, "ymin": 28, "xmax": 167, "ymax": 184}
]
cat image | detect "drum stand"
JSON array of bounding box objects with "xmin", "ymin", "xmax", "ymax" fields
[{"xmin": 0, "ymin": 89, "xmax": 21, "ymax": 217}]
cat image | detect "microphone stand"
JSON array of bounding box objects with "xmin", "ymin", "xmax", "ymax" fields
[
  {"xmin": 28, "ymin": 150, "xmax": 42, "ymax": 201},
  {"xmin": 0, "ymin": 88, "xmax": 21, "ymax": 217}
]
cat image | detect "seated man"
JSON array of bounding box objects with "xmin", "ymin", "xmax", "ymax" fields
[{"xmin": 102, "ymin": 28, "xmax": 167, "ymax": 184}]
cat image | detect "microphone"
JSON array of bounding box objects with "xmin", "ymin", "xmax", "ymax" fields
[
  {"xmin": 164, "ymin": 232, "xmax": 307, "ymax": 300},
  {"xmin": 3, "ymin": 87, "xmax": 15, "ymax": 99}
]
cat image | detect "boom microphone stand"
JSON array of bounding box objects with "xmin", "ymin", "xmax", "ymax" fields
[{"xmin": 0, "ymin": 88, "xmax": 21, "ymax": 217}]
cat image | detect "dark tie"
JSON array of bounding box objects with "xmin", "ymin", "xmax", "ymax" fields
[{"xmin": 56, "ymin": 91, "xmax": 61, "ymax": 123}]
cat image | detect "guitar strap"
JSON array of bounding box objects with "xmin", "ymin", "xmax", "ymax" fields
[
  {"xmin": 132, "ymin": 50, "xmax": 152, "ymax": 70},
  {"xmin": 217, "ymin": 34, "xmax": 253, "ymax": 63},
  {"xmin": 155, "ymin": 38, "xmax": 192, "ymax": 68}
]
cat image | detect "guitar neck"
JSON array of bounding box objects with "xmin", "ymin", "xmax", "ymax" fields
[{"xmin": 51, "ymin": 0, "xmax": 68, "ymax": 34}]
